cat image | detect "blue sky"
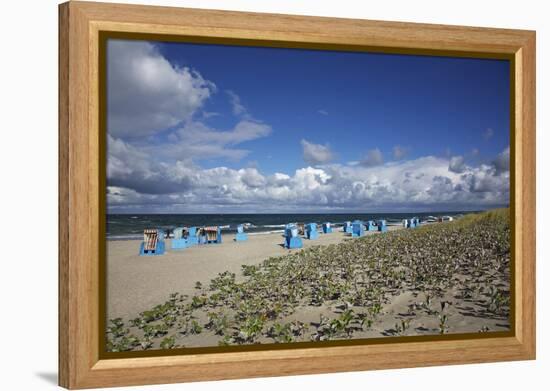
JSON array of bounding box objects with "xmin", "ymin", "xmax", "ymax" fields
[
  {"xmin": 106, "ymin": 39, "xmax": 510, "ymax": 213},
  {"xmin": 157, "ymin": 42, "xmax": 509, "ymax": 173}
]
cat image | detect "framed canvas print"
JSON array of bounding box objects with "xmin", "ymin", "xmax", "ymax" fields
[{"xmin": 58, "ymin": 1, "xmax": 536, "ymax": 389}]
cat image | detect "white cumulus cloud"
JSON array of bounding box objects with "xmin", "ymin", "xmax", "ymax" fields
[
  {"xmin": 107, "ymin": 40, "xmax": 215, "ymax": 139},
  {"xmin": 449, "ymin": 155, "xmax": 467, "ymax": 173},
  {"xmin": 301, "ymin": 139, "xmax": 334, "ymax": 165}
]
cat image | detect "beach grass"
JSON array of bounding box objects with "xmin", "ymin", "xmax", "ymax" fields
[{"xmin": 106, "ymin": 208, "xmax": 510, "ymax": 352}]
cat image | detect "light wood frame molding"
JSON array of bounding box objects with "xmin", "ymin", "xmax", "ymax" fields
[{"xmin": 58, "ymin": 1, "xmax": 536, "ymax": 389}]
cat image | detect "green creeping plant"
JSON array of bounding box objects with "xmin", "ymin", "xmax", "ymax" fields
[
  {"xmin": 488, "ymin": 286, "xmax": 510, "ymax": 315},
  {"xmin": 269, "ymin": 322, "xmax": 294, "ymax": 343},
  {"xmin": 140, "ymin": 337, "xmax": 153, "ymax": 350},
  {"xmin": 129, "ymin": 317, "xmax": 146, "ymax": 329},
  {"xmin": 142, "ymin": 323, "xmax": 168, "ymax": 338},
  {"xmin": 160, "ymin": 335, "xmax": 176, "ymax": 350},
  {"xmin": 218, "ymin": 335, "xmax": 236, "ymax": 346},
  {"xmin": 107, "ymin": 334, "xmax": 140, "ymax": 352},
  {"xmin": 107, "ymin": 318, "xmax": 128, "ymax": 338},
  {"xmin": 189, "ymin": 320, "xmax": 203, "ymax": 334},
  {"xmin": 190, "ymin": 295, "xmax": 208, "ymax": 309},
  {"xmin": 237, "ymin": 315, "xmax": 266, "ymax": 343},
  {"xmin": 206, "ymin": 312, "xmax": 230, "ymax": 335},
  {"xmin": 241, "ymin": 264, "xmax": 260, "ymax": 276}
]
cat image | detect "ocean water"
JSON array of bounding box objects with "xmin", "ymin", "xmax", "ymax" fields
[{"xmin": 106, "ymin": 212, "xmax": 467, "ymax": 240}]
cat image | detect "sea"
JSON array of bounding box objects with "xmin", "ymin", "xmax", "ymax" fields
[{"xmin": 106, "ymin": 212, "xmax": 468, "ymax": 240}]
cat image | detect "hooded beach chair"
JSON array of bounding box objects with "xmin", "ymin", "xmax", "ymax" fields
[
  {"xmin": 377, "ymin": 220, "xmax": 388, "ymax": 232},
  {"xmin": 284, "ymin": 224, "xmax": 303, "ymax": 249},
  {"xmin": 234, "ymin": 224, "xmax": 248, "ymax": 242},
  {"xmin": 198, "ymin": 228, "xmax": 207, "ymax": 244},
  {"xmin": 139, "ymin": 229, "xmax": 165, "ymax": 256},
  {"xmin": 305, "ymin": 223, "xmax": 319, "ymax": 240},
  {"xmin": 171, "ymin": 227, "xmax": 189, "ymax": 249},
  {"xmin": 366, "ymin": 220, "xmax": 377, "ymax": 231},
  {"xmin": 322, "ymin": 222, "xmax": 333, "ymax": 234},
  {"xmin": 351, "ymin": 220, "xmax": 365, "ymax": 237},
  {"xmin": 406, "ymin": 218, "xmax": 418, "ymax": 228},
  {"xmin": 186, "ymin": 226, "xmax": 199, "ymax": 246},
  {"xmin": 204, "ymin": 226, "xmax": 222, "ymax": 244},
  {"xmin": 343, "ymin": 221, "xmax": 352, "ymax": 233}
]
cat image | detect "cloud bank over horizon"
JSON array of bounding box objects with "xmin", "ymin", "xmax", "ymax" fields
[
  {"xmin": 107, "ymin": 146, "xmax": 510, "ymax": 213},
  {"xmin": 106, "ymin": 40, "xmax": 510, "ymax": 214}
]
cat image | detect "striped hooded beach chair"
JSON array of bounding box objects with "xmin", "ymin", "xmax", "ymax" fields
[{"xmin": 139, "ymin": 229, "xmax": 165, "ymax": 256}]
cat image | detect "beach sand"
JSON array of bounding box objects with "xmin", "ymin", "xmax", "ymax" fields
[
  {"xmin": 106, "ymin": 213, "xmax": 510, "ymax": 351},
  {"xmin": 107, "ymin": 227, "xmax": 401, "ymax": 320}
]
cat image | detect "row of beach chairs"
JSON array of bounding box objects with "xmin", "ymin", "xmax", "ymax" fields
[
  {"xmin": 140, "ymin": 219, "xmax": 393, "ymax": 255},
  {"xmin": 283, "ymin": 220, "xmax": 388, "ymax": 249},
  {"xmin": 342, "ymin": 220, "xmax": 387, "ymax": 236},
  {"xmin": 402, "ymin": 218, "xmax": 421, "ymax": 228},
  {"xmin": 139, "ymin": 224, "xmax": 249, "ymax": 256}
]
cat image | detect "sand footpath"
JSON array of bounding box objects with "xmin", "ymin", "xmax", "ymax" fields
[{"xmin": 107, "ymin": 227, "xmax": 402, "ymax": 320}]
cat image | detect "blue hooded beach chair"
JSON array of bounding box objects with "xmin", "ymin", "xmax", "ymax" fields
[
  {"xmin": 171, "ymin": 227, "xmax": 189, "ymax": 249},
  {"xmin": 284, "ymin": 224, "xmax": 303, "ymax": 249},
  {"xmin": 186, "ymin": 226, "xmax": 199, "ymax": 246},
  {"xmin": 234, "ymin": 224, "xmax": 248, "ymax": 242},
  {"xmin": 366, "ymin": 220, "xmax": 377, "ymax": 231},
  {"xmin": 343, "ymin": 221, "xmax": 352, "ymax": 233},
  {"xmin": 306, "ymin": 223, "xmax": 319, "ymax": 240},
  {"xmin": 322, "ymin": 222, "xmax": 333, "ymax": 234},
  {"xmin": 352, "ymin": 220, "xmax": 365, "ymax": 237}
]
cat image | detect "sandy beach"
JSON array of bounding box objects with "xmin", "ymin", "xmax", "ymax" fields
[
  {"xmin": 107, "ymin": 226, "xmax": 402, "ymax": 320},
  {"xmin": 105, "ymin": 211, "xmax": 510, "ymax": 351}
]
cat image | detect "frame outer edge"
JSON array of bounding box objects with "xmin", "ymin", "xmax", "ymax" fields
[
  {"xmin": 522, "ymin": 32, "xmax": 536, "ymax": 358},
  {"xmin": 58, "ymin": 1, "xmax": 537, "ymax": 388},
  {"xmin": 59, "ymin": 2, "xmax": 71, "ymax": 388},
  {"xmin": 75, "ymin": 2, "xmax": 95, "ymax": 388}
]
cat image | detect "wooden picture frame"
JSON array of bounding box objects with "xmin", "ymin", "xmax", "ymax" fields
[{"xmin": 58, "ymin": 1, "xmax": 536, "ymax": 388}]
